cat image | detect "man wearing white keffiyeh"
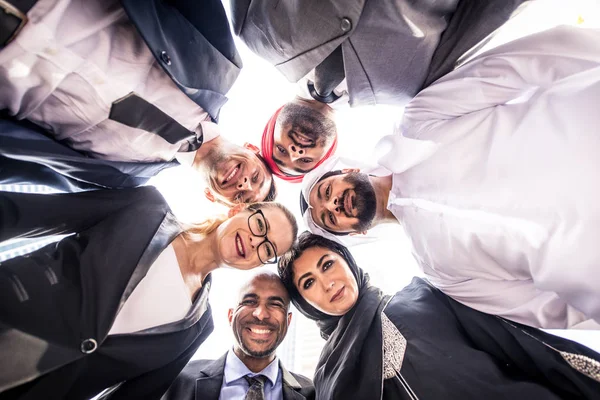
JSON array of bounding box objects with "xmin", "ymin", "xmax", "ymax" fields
[{"xmin": 300, "ymin": 26, "xmax": 600, "ymax": 331}]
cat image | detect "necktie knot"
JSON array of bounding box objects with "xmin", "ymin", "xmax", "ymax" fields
[{"xmin": 244, "ymin": 374, "xmax": 267, "ymax": 400}]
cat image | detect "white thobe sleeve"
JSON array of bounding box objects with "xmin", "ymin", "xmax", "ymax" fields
[
  {"xmin": 436, "ymin": 277, "xmax": 600, "ymax": 330},
  {"xmin": 403, "ymin": 26, "xmax": 600, "ymax": 127}
]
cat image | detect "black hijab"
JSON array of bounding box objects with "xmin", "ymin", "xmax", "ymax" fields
[{"xmin": 280, "ymin": 238, "xmax": 390, "ymax": 400}]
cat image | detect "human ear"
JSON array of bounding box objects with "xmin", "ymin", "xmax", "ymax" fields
[
  {"xmin": 227, "ymin": 308, "xmax": 234, "ymax": 325},
  {"xmin": 228, "ymin": 203, "xmax": 246, "ymax": 218},
  {"xmin": 287, "ymin": 312, "xmax": 292, "ymax": 327},
  {"xmin": 204, "ymin": 187, "xmax": 216, "ymax": 202},
  {"xmin": 341, "ymin": 168, "xmax": 360, "ymax": 173},
  {"xmin": 244, "ymin": 142, "xmax": 260, "ymax": 154}
]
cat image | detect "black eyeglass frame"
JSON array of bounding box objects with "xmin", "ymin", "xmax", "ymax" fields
[{"xmin": 247, "ymin": 209, "xmax": 278, "ymax": 265}]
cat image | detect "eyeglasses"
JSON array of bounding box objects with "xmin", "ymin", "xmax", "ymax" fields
[{"xmin": 247, "ymin": 210, "xmax": 278, "ymax": 264}]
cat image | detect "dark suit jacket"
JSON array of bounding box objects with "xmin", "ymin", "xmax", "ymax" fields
[
  {"xmin": 0, "ymin": 187, "xmax": 213, "ymax": 400},
  {"xmin": 0, "ymin": 118, "xmax": 175, "ymax": 192},
  {"xmin": 121, "ymin": 0, "xmax": 242, "ymax": 122},
  {"xmin": 232, "ymin": 0, "xmax": 526, "ymax": 106},
  {"xmin": 162, "ymin": 353, "xmax": 315, "ymax": 400}
]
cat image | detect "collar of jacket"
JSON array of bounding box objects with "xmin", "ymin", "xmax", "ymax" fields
[{"xmin": 193, "ymin": 352, "xmax": 308, "ymax": 400}]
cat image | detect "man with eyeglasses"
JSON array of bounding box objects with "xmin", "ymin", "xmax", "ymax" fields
[{"xmin": 162, "ymin": 270, "xmax": 315, "ymax": 400}]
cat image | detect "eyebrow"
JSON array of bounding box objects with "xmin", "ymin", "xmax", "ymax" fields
[
  {"xmin": 242, "ymin": 294, "xmax": 259, "ymax": 301},
  {"xmin": 292, "ymin": 165, "xmax": 313, "ymax": 174},
  {"xmin": 296, "ymin": 254, "xmax": 328, "ymax": 287},
  {"xmin": 272, "ymin": 156, "xmax": 285, "ymax": 167}
]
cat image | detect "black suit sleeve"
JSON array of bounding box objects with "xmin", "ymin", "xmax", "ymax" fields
[
  {"xmin": 0, "ymin": 186, "xmax": 165, "ymax": 242},
  {"xmin": 98, "ymin": 311, "xmax": 214, "ymax": 400}
]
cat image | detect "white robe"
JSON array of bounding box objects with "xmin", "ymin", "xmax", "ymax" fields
[{"xmin": 380, "ymin": 26, "xmax": 600, "ymax": 329}]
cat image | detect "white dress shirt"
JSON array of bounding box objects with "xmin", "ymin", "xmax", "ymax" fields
[
  {"xmin": 379, "ymin": 26, "xmax": 600, "ymax": 329},
  {"xmin": 108, "ymin": 244, "xmax": 191, "ymax": 335},
  {"xmin": 219, "ymin": 350, "xmax": 283, "ymax": 400},
  {"xmin": 0, "ymin": 0, "xmax": 217, "ymax": 163}
]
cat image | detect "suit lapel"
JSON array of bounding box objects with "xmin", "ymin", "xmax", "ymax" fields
[
  {"xmin": 280, "ymin": 362, "xmax": 306, "ymax": 400},
  {"xmin": 195, "ymin": 353, "xmax": 227, "ymax": 400}
]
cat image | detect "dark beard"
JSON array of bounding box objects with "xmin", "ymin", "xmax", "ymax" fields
[
  {"xmin": 343, "ymin": 172, "xmax": 376, "ymax": 232},
  {"xmin": 237, "ymin": 321, "xmax": 282, "ymax": 359}
]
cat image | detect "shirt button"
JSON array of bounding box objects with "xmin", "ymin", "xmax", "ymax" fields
[
  {"xmin": 340, "ymin": 18, "xmax": 352, "ymax": 32},
  {"xmin": 80, "ymin": 338, "xmax": 98, "ymax": 354},
  {"xmin": 160, "ymin": 51, "xmax": 172, "ymax": 66}
]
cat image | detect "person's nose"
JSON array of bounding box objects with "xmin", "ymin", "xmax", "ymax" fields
[
  {"xmin": 321, "ymin": 279, "xmax": 335, "ymax": 293},
  {"xmin": 236, "ymin": 175, "xmax": 252, "ymax": 191},
  {"xmin": 325, "ymin": 194, "xmax": 342, "ymax": 214},
  {"xmin": 288, "ymin": 144, "xmax": 305, "ymax": 162},
  {"xmin": 252, "ymin": 304, "xmax": 270, "ymax": 321}
]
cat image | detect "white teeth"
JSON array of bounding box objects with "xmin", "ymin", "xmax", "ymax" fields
[
  {"xmin": 225, "ymin": 167, "xmax": 238, "ymax": 183},
  {"xmin": 236, "ymin": 235, "xmax": 244, "ymax": 256},
  {"xmin": 250, "ymin": 328, "xmax": 272, "ymax": 334}
]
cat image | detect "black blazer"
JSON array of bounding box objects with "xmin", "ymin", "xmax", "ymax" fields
[
  {"xmin": 121, "ymin": 0, "xmax": 242, "ymax": 122},
  {"xmin": 0, "ymin": 187, "xmax": 213, "ymax": 400},
  {"xmin": 0, "ymin": 118, "xmax": 176, "ymax": 193},
  {"xmin": 162, "ymin": 353, "xmax": 315, "ymax": 400}
]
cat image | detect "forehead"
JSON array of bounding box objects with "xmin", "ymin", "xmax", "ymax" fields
[
  {"xmin": 238, "ymin": 276, "xmax": 289, "ymax": 302},
  {"xmin": 293, "ymin": 247, "xmax": 328, "ymax": 273}
]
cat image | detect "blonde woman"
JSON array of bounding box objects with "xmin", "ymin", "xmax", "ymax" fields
[{"xmin": 0, "ymin": 186, "xmax": 298, "ymax": 400}]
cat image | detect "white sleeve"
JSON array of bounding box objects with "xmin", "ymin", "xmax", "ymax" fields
[
  {"xmin": 433, "ymin": 277, "xmax": 600, "ymax": 330},
  {"xmin": 403, "ymin": 26, "xmax": 600, "ymax": 127}
]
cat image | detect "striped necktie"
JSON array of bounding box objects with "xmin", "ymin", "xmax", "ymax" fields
[{"xmin": 244, "ymin": 375, "xmax": 267, "ymax": 400}]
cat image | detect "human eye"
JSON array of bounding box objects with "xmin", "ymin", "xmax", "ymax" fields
[
  {"xmin": 241, "ymin": 299, "xmax": 257, "ymax": 306},
  {"xmin": 276, "ymin": 145, "xmax": 287, "ymax": 155},
  {"xmin": 252, "ymin": 171, "xmax": 259, "ymax": 183},
  {"xmin": 256, "ymin": 217, "xmax": 266, "ymax": 234},
  {"xmin": 269, "ymin": 301, "xmax": 285, "ymax": 309},
  {"xmin": 303, "ymin": 278, "xmax": 314, "ymax": 290},
  {"xmin": 325, "ymin": 184, "xmax": 331, "ymax": 200},
  {"xmin": 300, "ymin": 158, "xmax": 313, "ymax": 164},
  {"xmin": 265, "ymin": 244, "xmax": 274, "ymax": 258},
  {"xmin": 328, "ymin": 211, "xmax": 335, "ymax": 225},
  {"xmin": 322, "ymin": 260, "xmax": 334, "ymax": 271}
]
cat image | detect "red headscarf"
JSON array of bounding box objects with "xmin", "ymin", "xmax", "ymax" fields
[{"xmin": 261, "ymin": 106, "xmax": 338, "ymax": 183}]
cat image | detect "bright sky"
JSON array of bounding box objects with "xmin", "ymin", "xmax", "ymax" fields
[{"xmin": 144, "ymin": 0, "xmax": 600, "ymax": 378}]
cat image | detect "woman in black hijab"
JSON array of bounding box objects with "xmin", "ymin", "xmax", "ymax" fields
[{"xmin": 278, "ymin": 232, "xmax": 600, "ymax": 400}]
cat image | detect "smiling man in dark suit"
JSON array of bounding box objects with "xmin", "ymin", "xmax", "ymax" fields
[{"xmin": 162, "ymin": 270, "xmax": 314, "ymax": 400}]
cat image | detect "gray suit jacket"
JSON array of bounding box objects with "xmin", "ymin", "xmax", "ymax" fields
[
  {"xmin": 232, "ymin": 0, "xmax": 526, "ymax": 107},
  {"xmin": 162, "ymin": 353, "xmax": 315, "ymax": 400}
]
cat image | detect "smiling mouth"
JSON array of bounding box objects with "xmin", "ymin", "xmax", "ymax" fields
[
  {"xmin": 235, "ymin": 232, "xmax": 246, "ymax": 258},
  {"xmin": 222, "ymin": 163, "xmax": 241, "ymax": 186},
  {"xmin": 330, "ymin": 286, "xmax": 345, "ymax": 303},
  {"xmin": 291, "ymin": 131, "xmax": 314, "ymax": 147},
  {"xmin": 342, "ymin": 190, "xmax": 357, "ymax": 218}
]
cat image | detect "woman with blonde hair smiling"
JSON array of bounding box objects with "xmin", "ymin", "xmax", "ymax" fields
[
  {"xmin": 0, "ymin": 186, "xmax": 298, "ymax": 400},
  {"xmin": 279, "ymin": 232, "xmax": 600, "ymax": 400}
]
